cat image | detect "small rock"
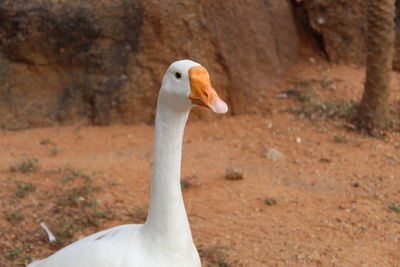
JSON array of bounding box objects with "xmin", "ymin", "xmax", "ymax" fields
[
  {"xmin": 265, "ymin": 121, "xmax": 273, "ymax": 128},
  {"xmin": 319, "ymin": 157, "xmax": 331, "ymax": 163},
  {"xmin": 296, "ymin": 253, "xmax": 306, "ymax": 260},
  {"xmin": 264, "ymin": 148, "xmax": 285, "ymax": 161},
  {"xmin": 264, "ymin": 198, "xmax": 277, "ymax": 206},
  {"xmin": 225, "ymin": 168, "xmax": 244, "ymax": 180},
  {"xmin": 295, "ymin": 137, "xmax": 302, "ymax": 144},
  {"xmin": 181, "ymin": 175, "xmax": 202, "ymax": 188},
  {"xmin": 275, "ymin": 93, "xmax": 288, "ymax": 99}
]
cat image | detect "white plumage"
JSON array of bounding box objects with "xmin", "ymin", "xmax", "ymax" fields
[{"xmin": 28, "ymin": 59, "xmax": 228, "ymax": 267}]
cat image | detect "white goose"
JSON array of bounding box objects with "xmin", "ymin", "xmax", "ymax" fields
[{"xmin": 28, "ymin": 59, "xmax": 228, "ymax": 267}]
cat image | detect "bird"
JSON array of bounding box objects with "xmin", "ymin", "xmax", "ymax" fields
[{"xmin": 28, "ymin": 59, "xmax": 228, "ymax": 267}]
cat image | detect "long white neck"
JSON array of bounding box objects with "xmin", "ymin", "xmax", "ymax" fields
[{"xmin": 142, "ymin": 95, "xmax": 193, "ymax": 247}]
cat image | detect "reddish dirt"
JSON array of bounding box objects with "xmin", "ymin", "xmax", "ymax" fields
[{"xmin": 1, "ymin": 60, "xmax": 400, "ymax": 266}]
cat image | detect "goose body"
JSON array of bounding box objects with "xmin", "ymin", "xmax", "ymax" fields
[{"xmin": 28, "ymin": 60, "xmax": 228, "ymax": 267}]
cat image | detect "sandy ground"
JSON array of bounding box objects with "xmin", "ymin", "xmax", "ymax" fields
[{"xmin": 1, "ymin": 60, "xmax": 400, "ymax": 266}]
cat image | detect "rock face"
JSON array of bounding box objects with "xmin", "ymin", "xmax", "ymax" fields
[
  {"xmin": 305, "ymin": 0, "xmax": 400, "ymax": 70},
  {"xmin": 0, "ymin": 0, "xmax": 298, "ymax": 130},
  {"xmin": 304, "ymin": 0, "xmax": 367, "ymax": 64}
]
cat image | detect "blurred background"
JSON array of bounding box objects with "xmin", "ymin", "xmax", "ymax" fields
[
  {"xmin": 1, "ymin": 0, "xmax": 398, "ymax": 129},
  {"xmin": 1, "ymin": 0, "xmax": 400, "ymax": 266}
]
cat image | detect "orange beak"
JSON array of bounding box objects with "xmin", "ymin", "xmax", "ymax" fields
[{"xmin": 188, "ymin": 66, "xmax": 228, "ymax": 114}]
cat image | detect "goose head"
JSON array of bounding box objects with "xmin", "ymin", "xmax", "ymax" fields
[{"xmin": 159, "ymin": 59, "xmax": 228, "ymax": 114}]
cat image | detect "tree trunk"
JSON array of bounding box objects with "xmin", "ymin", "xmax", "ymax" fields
[{"xmin": 355, "ymin": 0, "xmax": 395, "ymax": 134}]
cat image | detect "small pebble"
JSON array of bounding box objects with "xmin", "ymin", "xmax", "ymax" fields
[
  {"xmin": 264, "ymin": 198, "xmax": 277, "ymax": 206},
  {"xmin": 276, "ymin": 93, "xmax": 288, "ymax": 99},
  {"xmin": 225, "ymin": 168, "xmax": 244, "ymax": 180},
  {"xmin": 264, "ymin": 148, "xmax": 285, "ymax": 161},
  {"xmin": 319, "ymin": 157, "xmax": 332, "ymax": 163}
]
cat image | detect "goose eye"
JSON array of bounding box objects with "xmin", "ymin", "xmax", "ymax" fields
[{"xmin": 175, "ymin": 72, "xmax": 182, "ymax": 79}]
